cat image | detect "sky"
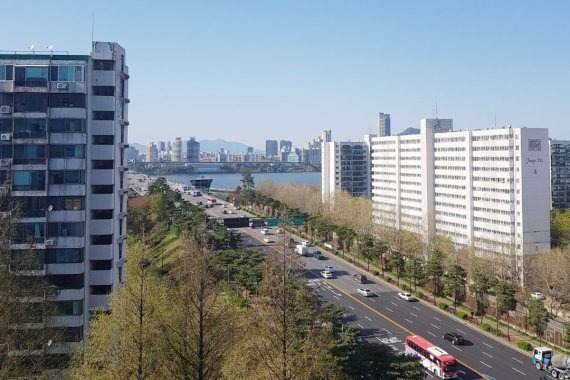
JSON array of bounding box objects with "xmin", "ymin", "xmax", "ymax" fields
[{"xmin": 1, "ymin": 0, "xmax": 569, "ymax": 149}]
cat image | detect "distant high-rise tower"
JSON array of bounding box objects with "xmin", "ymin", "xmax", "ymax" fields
[
  {"xmin": 265, "ymin": 139, "xmax": 278, "ymax": 156},
  {"xmin": 378, "ymin": 113, "xmax": 391, "ymax": 137},
  {"xmin": 280, "ymin": 140, "xmax": 292, "ymax": 153},
  {"xmin": 172, "ymin": 137, "xmax": 182, "ymax": 162},
  {"xmin": 322, "ymin": 130, "xmax": 332, "ymax": 142},
  {"xmin": 186, "ymin": 137, "xmax": 200, "ymax": 162}
]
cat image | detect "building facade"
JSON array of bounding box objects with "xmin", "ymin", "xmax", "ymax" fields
[
  {"xmin": 265, "ymin": 139, "xmax": 278, "ymax": 157},
  {"xmin": 371, "ymin": 119, "xmax": 550, "ymax": 265},
  {"xmin": 186, "ymin": 136, "xmax": 200, "ymax": 162},
  {"xmin": 378, "ymin": 113, "xmax": 391, "ymax": 137},
  {"xmin": 146, "ymin": 142, "xmax": 157, "ymax": 162},
  {"xmin": 0, "ymin": 41, "xmax": 129, "ymax": 346},
  {"xmin": 172, "ymin": 137, "xmax": 182, "ymax": 162},
  {"xmin": 550, "ymin": 139, "xmax": 570, "ymax": 210},
  {"xmin": 279, "ymin": 139, "xmax": 292, "ymax": 153}
]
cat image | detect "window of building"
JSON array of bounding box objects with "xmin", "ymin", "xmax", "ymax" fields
[
  {"xmin": 14, "ymin": 222, "xmax": 45, "ymax": 243},
  {"xmin": 91, "ymin": 160, "xmax": 113, "ymax": 169},
  {"xmin": 0, "ymin": 92, "xmax": 13, "ymax": 106},
  {"xmin": 13, "ymin": 144, "xmax": 46, "ymax": 164},
  {"xmin": 11, "ymin": 170, "xmax": 45, "ymax": 191},
  {"xmin": 54, "ymin": 300, "xmax": 82, "ymax": 316},
  {"xmin": 90, "ymin": 285, "xmax": 112, "ymax": 295},
  {"xmin": 92, "ymin": 111, "xmax": 115, "ymax": 120},
  {"xmin": 0, "ymin": 118, "xmax": 12, "ymax": 133},
  {"xmin": 92, "ymin": 60, "xmax": 114, "ymax": 71},
  {"xmin": 14, "ymin": 66, "xmax": 48, "ymax": 87},
  {"xmin": 13, "ymin": 118, "xmax": 47, "ymax": 138},
  {"xmin": 46, "ymin": 248, "xmax": 83, "ymax": 264},
  {"xmin": 46, "ymin": 196, "xmax": 83, "ymax": 210},
  {"xmin": 92, "ymin": 135, "xmax": 114, "ymax": 145},
  {"xmin": 48, "ymin": 222, "xmax": 84, "ymax": 237},
  {"xmin": 91, "ymin": 209, "xmax": 113, "ymax": 219},
  {"xmin": 49, "ymin": 93, "xmax": 86, "ymax": 108},
  {"xmin": 90, "ymin": 260, "xmax": 112, "ymax": 270},
  {"xmin": 0, "ymin": 64, "xmax": 14, "ymax": 81},
  {"xmin": 92, "ymin": 86, "xmax": 115, "ymax": 96},
  {"xmin": 49, "ymin": 144, "xmax": 85, "ymax": 159},
  {"xmin": 14, "ymin": 92, "xmax": 48, "ymax": 112},
  {"xmin": 10, "ymin": 249, "xmax": 45, "ymax": 270},
  {"xmin": 47, "ymin": 274, "xmax": 84, "ymax": 289},
  {"xmin": 50, "ymin": 65, "xmax": 84, "ymax": 82},
  {"xmin": 48, "ymin": 170, "xmax": 84, "ymax": 185},
  {"xmin": 12, "ymin": 197, "xmax": 47, "ymax": 217},
  {"xmin": 49, "ymin": 118, "xmax": 86, "ymax": 133},
  {"xmin": 91, "ymin": 185, "xmax": 113, "ymax": 194},
  {"xmin": 91, "ymin": 234, "xmax": 113, "ymax": 245}
]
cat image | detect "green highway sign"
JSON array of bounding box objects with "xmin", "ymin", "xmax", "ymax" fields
[
  {"xmin": 266, "ymin": 218, "xmax": 279, "ymax": 227},
  {"xmin": 293, "ymin": 218, "xmax": 304, "ymax": 226}
]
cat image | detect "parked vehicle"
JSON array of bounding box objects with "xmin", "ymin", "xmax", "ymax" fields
[
  {"xmin": 301, "ymin": 240, "xmax": 311, "ymax": 247},
  {"xmin": 398, "ymin": 292, "xmax": 415, "ymax": 301},
  {"xmin": 357, "ymin": 288, "xmax": 373, "ymax": 297},
  {"xmin": 442, "ymin": 332, "xmax": 464, "ymax": 345},
  {"xmin": 249, "ymin": 218, "xmax": 265, "ymax": 228},
  {"xmin": 532, "ymin": 347, "xmax": 570, "ymax": 379},
  {"xmin": 405, "ymin": 335, "xmax": 458, "ymax": 379},
  {"xmin": 320, "ymin": 270, "xmax": 333, "ymax": 279},
  {"xmin": 313, "ymin": 251, "xmax": 323, "ymax": 260},
  {"xmin": 260, "ymin": 228, "xmax": 269, "ymax": 235},
  {"xmin": 353, "ymin": 274, "xmax": 367, "ymax": 284},
  {"xmin": 263, "ymin": 237, "xmax": 274, "ymax": 243},
  {"xmin": 531, "ymin": 292, "xmax": 545, "ymax": 300},
  {"xmin": 324, "ymin": 265, "xmax": 334, "ymax": 272},
  {"xmin": 192, "ymin": 190, "xmax": 202, "ymax": 197},
  {"xmin": 295, "ymin": 244, "xmax": 308, "ymax": 256}
]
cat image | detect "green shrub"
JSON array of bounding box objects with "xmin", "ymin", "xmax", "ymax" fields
[
  {"xmin": 482, "ymin": 323, "xmax": 494, "ymax": 332},
  {"xmin": 438, "ymin": 302, "xmax": 448, "ymax": 311},
  {"xmin": 347, "ymin": 257, "xmax": 353, "ymax": 264},
  {"xmin": 456, "ymin": 311, "xmax": 468, "ymax": 320},
  {"xmin": 371, "ymin": 269, "xmax": 380, "ymax": 276},
  {"xmin": 415, "ymin": 291, "xmax": 424, "ymax": 299},
  {"xmin": 517, "ymin": 341, "xmax": 532, "ymax": 351},
  {"xmin": 384, "ymin": 276, "xmax": 391, "ymax": 283},
  {"xmin": 401, "ymin": 283, "xmax": 410, "ymax": 291}
]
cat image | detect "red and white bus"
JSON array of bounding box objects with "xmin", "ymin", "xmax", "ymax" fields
[{"xmin": 405, "ymin": 335, "xmax": 459, "ymax": 379}]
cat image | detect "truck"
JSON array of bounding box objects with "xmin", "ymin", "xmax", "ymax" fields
[
  {"xmin": 295, "ymin": 244, "xmax": 308, "ymax": 256},
  {"xmin": 532, "ymin": 347, "xmax": 570, "ymax": 379},
  {"xmin": 249, "ymin": 218, "xmax": 265, "ymax": 228}
]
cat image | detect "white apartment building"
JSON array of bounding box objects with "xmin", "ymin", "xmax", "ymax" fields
[
  {"xmin": 321, "ymin": 136, "xmax": 372, "ymax": 202},
  {"xmin": 371, "ymin": 119, "xmax": 550, "ymax": 263}
]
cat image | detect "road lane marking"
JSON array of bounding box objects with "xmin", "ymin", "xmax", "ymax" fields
[
  {"xmin": 479, "ymin": 361, "xmax": 492, "ymax": 368},
  {"xmin": 426, "ymin": 372, "xmax": 434, "ymax": 378},
  {"xmin": 430, "ymin": 323, "xmax": 440, "ymax": 330},
  {"xmin": 348, "ymin": 305, "xmax": 355, "ymax": 310},
  {"xmin": 512, "ymin": 367, "xmax": 526, "ymax": 376},
  {"xmin": 390, "ymin": 301, "xmax": 399, "ymax": 307},
  {"xmin": 427, "ymin": 331, "xmax": 436, "ymax": 337},
  {"xmin": 369, "ymin": 298, "xmax": 376, "ymax": 303},
  {"xmin": 412, "ymin": 306, "xmax": 421, "ymax": 311},
  {"xmin": 410, "ymin": 312, "xmax": 418, "ymax": 318},
  {"xmin": 357, "ymin": 323, "xmax": 364, "ymax": 329},
  {"xmin": 375, "ymin": 337, "xmax": 383, "ymax": 342},
  {"xmin": 385, "ymin": 307, "xmax": 394, "ymax": 313},
  {"xmin": 383, "ymin": 328, "xmax": 391, "ymax": 334},
  {"xmin": 333, "ymin": 295, "xmax": 340, "ymax": 300},
  {"xmin": 482, "ymin": 342, "xmax": 493, "ymax": 349},
  {"xmin": 457, "ymin": 329, "xmax": 467, "ymax": 334},
  {"xmin": 433, "ymin": 316, "xmax": 442, "ymax": 322},
  {"xmin": 405, "ymin": 318, "xmax": 414, "ymax": 324},
  {"xmin": 450, "ymin": 345, "xmax": 462, "ymax": 352},
  {"xmin": 482, "ymin": 351, "xmax": 493, "ymax": 359},
  {"xmin": 512, "ymin": 357, "xmax": 523, "ymax": 364},
  {"xmin": 364, "ymin": 316, "xmax": 372, "ymax": 322}
]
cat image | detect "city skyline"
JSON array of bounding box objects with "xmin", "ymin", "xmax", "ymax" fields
[{"xmin": 2, "ymin": 1, "xmax": 568, "ymax": 147}]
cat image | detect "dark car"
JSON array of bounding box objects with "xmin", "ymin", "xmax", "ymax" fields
[
  {"xmin": 353, "ymin": 274, "xmax": 367, "ymax": 284},
  {"xmin": 442, "ymin": 332, "xmax": 464, "ymax": 345},
  {"xmin": 313, "ymin": 251, "xmax": 323, "ymax": 260}
]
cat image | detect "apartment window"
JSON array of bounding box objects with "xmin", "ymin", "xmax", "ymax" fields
[
  {"xmin": 92, "ymin": 60, "xmax": 114, "ymax": 71},
  {"xmin": 92, "ymin": 135, "xmax": 114, "ymax": 145},
  {"xmin": 49, "ymin": 93, "xmax": 86, "ymax": 108},
  {"xmin": 10, "ymin": 249, "xmax": 45, "ymax": 270},
  {"xmin": 91, "ymin": 185, "xmax": 113, "ymax": 194},
  {"xmin": 0, "ymin": 92, "xmax": 13, "ymax": 107},
  {"xmin": 14, "ymin": 66, "xmax": 48, "ymax": 87},
  {"xmin": 12, "ymin": 170, "xmax": 45, "ymax": 191},
  {"xmin": 118, "ymin": 242, "xmax": 123, "ymax": 260},
  {"xmin": 54, "ymin": 300, "xmax": 82, "ymax": 316},
  {"xmin": 50, "ymin": 65, "xmax": 84, "ymax": 82},
  {"xmin": 90, "ymin": 260, "xmax": 112, "ymax": 270},
  {"xmin": 92, "ymin": 86, "xmax": 115, "ymax": 96},
  {"xmin": 0, "ymin": 64, "xmax": 14, "ymax": 80},
  {"xmin": 13, "ymin": 118, "xmax": 47, "ymax": 138},
  {"xmin": 0, "ymin": 118, "xmax": 12, "ymax": 133},
  {"xmin": 47, "ymin": 274, "xmax": 83, "ymax": 289},
  {"xmin": 45, "ymin": 248, "xmax": 83, "ymax": 264},
  {"xmin": 92, "ymin": 160, "xmax": 113, "ymax": 169},
  {"xmin": 91, "ymin": 234, "xmax": 113, "ymax": 245},
  {"xmin": 48, "ymin": 170, "xmax": 85, "ymax": 185},
  {"xmin": 90, "ymin": 285, "xmax": 112, "ymax": 295},
  {"xmin": 50, "ymin": 119, "xmax": 86, "ymax": 133},
  {"xmin": 14, "ymin": 222, "xmax": 45, "ymax": 243},
  {"xmin": 93, "ymin": 111, "xmax": 114, "ymax": 120},
  {"xmin": 91, "ymin": 209, "xmax": 113, "ymax": 219},
  {"xmin": 47, "ymin": 196, "xmax": 83, "ymax": 210},
  {"xmin": 48, "ymin": 222, "xmax": 84, "ymax": 237},
  {"xmin": 13, "ymin": 144, "xmax": 46, "ymax": 164},
  {"xmin": 12, "ymin": 197, "xmax": 47, "ymax": 217},
  {"xmin": 49, "ymin": 144, "xmax": 85, "ymax": 159},
  {"xmin": 14, "ymin": 92, "xmax": 48, "ymax": 112}
]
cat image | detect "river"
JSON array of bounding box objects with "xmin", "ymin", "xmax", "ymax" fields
[{"xmin": 164, "ymin": 172, "xmax": 320, "ymax": 190}]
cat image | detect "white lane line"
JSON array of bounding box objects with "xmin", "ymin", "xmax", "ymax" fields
[
  {"xmin": 410, "ymin": 312, "xmax": 418, "ymax": 318},
  {"xmin": 457, "ymin": 329, "xmax": 467, "ymax": 334},
  {"xmin": 425, "ymin": 371, "xmax": 434, "ymax": 378},
  {"xmin": 333, "ymin": 295, "xmax": 340, "ymax": 300},
  {"xmin": 405, "ymin": 318, "xmax": 414, "ymax": 324},
  {"xmin": 427, "ymin": 331, "xmax": 436, "ymax": 337},
  {"xmin": 450, "ymin": 345, "xmax": 462, "ymax": 352},
  {"xmin": 433, "ymin": 316, "xmax": 442, "ymax": 322},
  {"xmin": 482, "ymin": 342, "xmax": 493, "ymax": 349},
  {"xmin": 357, "ymin": 323, "xmax": 364, "ymax": 329},
  {"xmin": 348, "ymin": 305, "xmax": 355, "ymax": 310},
  {"xmin": 430, "ymin": 323, "xmax": 440, "ymax": 330},
  {"xmin": 369, "ymin": 298, "xmax": 376, "ymax": 303},
  {"xmin": 390, "ymin": 301, "xmax": 399, "ymax": 307},
  {"xmin": 364, "ymin": 316, "xmax": 372, "ymax": 322},
  {"xmin": 512, "ymin": 357, "xmax": 523, "ymax": 364},
  {"xmin": 512, "ymin": 367, "xmax": 526, "ymax": 376},
  {"xmin": 482, "ymin": 351, "xmax": 493, "ymax": 359},
  {"xmin": 479, "ymin": 361, "xmax": 492, "ymax": 369},
  {"xmin": 412, "ymin": 306, "xmax": 421, "ymax": 311},
  {"xmin": 375, "ymin": 337, "xmax": 383, "ymax": 342},
  {"xmin": 383, "ymin": 328, "xmax": 391, "ymax": 334},
  {"xmin": 385, "ymin": 307, "xmax": 394, "ymax": 313}
]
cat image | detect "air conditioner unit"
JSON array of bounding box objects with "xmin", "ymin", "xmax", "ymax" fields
[
  {"xmin": 56, "ymin": 82, "xmax": 68, "ymax": 89},
  {"xmin": 0, "ymin": 105, "xmax": 11, "ymax": 114},
  {"xmin": 0, "ymin": 158, "xmax": 11, "ymax": 166},
  {"xmin": 0, "ymin": 133, "xmax": 11, "ymax": 141},
  {"xmin": 45, "ymin": 239, "xmax": 56, "ymax": 246}
]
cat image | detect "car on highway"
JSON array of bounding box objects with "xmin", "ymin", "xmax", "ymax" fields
[
  {"xmin": 227, "ymin": 209, "xmax": 235, "ymax": 214},
  {"xmin": 397, "ymin": 292, "xmax": 415, "ymax": 301},
  {"xmin": 442, "ymin": 332, "xmax": 464, "ymax": 345},
  {"xmin": 301, "ymin": 240, "xmax": 311, "ymax": 247},
  {"xmin": 263, "ymin": 237, "xmax": 274, "ymax": 243},
  {"xmin": 222, "ymin": 204, "xmax": 228, "ymax": 208},
  {"xmin": 320, "ymin": 270, "xmax": 333, "ymax": 279},
  {"xmin": 530, "ymin": 292, "xmax": 545, "ymax": 300},
  {"xmin": 313, "ymin": 251, "xmax": 323, "ymax": 259},
  {"xmin": 357, "ymin": 288, "xmax": 373, "ymax": 297},
  {"xmin": 353, "ymin": 274, "xmax": 367, "ymax": 284},
  {"xmin": 260, "ymin": 228, "xmax": 269, "ymax": 235},
  {"xmin": 324, "ymin": 265, "xmax": 334, "ymax": 272}
]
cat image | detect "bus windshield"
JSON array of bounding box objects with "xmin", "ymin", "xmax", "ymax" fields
[{"xmin": 443, "ymin": 360, "xmax": 457, "ymax": 373}]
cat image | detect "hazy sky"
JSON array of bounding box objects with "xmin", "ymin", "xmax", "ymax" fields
[{"xmin": 2, "ymin": 1, "xmax": 569, "ymax": 148}]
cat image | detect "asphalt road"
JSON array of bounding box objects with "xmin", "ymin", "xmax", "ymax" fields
[{"xmin": 177, "ymin": 189, "xmax": 548, "ymax": 380}]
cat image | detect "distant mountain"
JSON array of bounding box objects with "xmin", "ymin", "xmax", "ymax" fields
[{"xmin": 129, "ymin": 140, "xmax": 262, "ymax": 154}]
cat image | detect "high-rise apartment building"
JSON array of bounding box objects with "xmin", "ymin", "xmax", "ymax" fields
[
  {"xmin": 186, "ymin": 137, "xmax": 200, "ymax": 162},
  {"xmin": 550, "ymin": 140, "xmax": 570, "ymax": 210},
  {"xmin": 371, "ymin": 119, "xmax": 550, "ymax": 267},
  {"xmin": 172, "ymin": 137, "xmax": 182, "ymax": 162},
  {"xmin": 378, "ymin": 113, "xmax": 391, "ymax": 137},
  {"xmin": 146, "ymin": 142, "xmax": 157, "ymax": 162},
  {"xmin": 0, "ymin": 41, "xmax": 129, "ymax": 346},
  {"xmin": 265, "ymin": 139, "xmax": 278, "ymax": 157},
  {"xmin": 279, "ymin": 139, "xmax": 292, "ymax": 153}
]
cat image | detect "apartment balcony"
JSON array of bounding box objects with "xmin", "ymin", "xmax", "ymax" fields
[
  {"xmin": 49, "ymin": 108, "xmax": 86, "ymax": 119},
  {"xmin": 49, "ymin": 81, "xmax": 86, "ymax": 93},
  {"xmin": 92, "ymin": 95, "xmax": 116, "ymax": 111},
  {"xmin": 90, "ymin": 194, "xmax": 114, "ymax": 209},
  {"xmin": 13, "ymin": 137, "xmax": 47, "ymax": 145},
  {"xmin": 47, "ymin": 184, "xmax": 85, "ymax": 197},
  {"xmin": 50, "ymin": 236, "xmax": 85, "ymax": 249},
  {"xmin": 12, "ymin": 163, "xmax": 47, "ymax": 171},
  {"xmin": 49, "ymin": 210, "xmax": 86, "ymax": 223},
  {"xmin": 90, "ymin": 219, "xmax": 113, "ymax": 235},
  {"xmin": 53, "ymin": 288, "xmax": 85, "ymax": 301},
  {"xmin": 89, "ymin": 244, "xmax": 113, "ymax": 260},
  {"xmin": 89, "ymin": 294, "xmax": 110, "ymax": 310},
  {"xmin": 10, "ymin": 190, "xmax": 47, "ymax": 197},
  {"xmin": 90, "ymin": 270, "xmax": 112, "ymax": 285},
  {"xmin": 91, "ymin": 145, "xmax": 115, "ymax": 160},
  {"xmin": 49, "ymin": 315, "xmax": 83, "ymax": 327},
  {"xmin": 91, "ymin": 70, "xmax": 115, "ymax": 86},
  {"xmin": 49, "ymin": 158, "xmax": 86, "ymax": 170},
  {"xmin": 50, "ymin": 132, "xmax": 87, "ymax": 145},
  {"xmin": 0, "ymin": 81, "xmax": 14, "ymax": 92},
  {"xmin": 90, "ymin": 169, "xmax": 114, "ymax": 184},
  {"xmin": 46, "ymin": 342, "xmax": 81, "ymax": 355},
  {"xmin": 46, "ymin": 263, "xmax": 84, "ymax": 275},
  {"xmin": 90, "ymin": 120, "xmax": 115, "ymax": 135}
]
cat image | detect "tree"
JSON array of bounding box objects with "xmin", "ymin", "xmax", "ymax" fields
[
  {"xmin": 444, "ymin": 264, "xmax": 467, "ymax": 312},
  {"xmin": 528, "ymin": 299, "xmax": 550, "ymax": 346},
  {"xmin": 386, "ymin": 354, "xmax": 425, "ymax": 380},
  {"xmin": 565, "ymin": 324, "xmax": 570, "ymax": 348},
  {"xmin": 348, "ymin": 343, "xmax": 393, "ymax": 379},
  {"xmin": 374, "ymin": 238, "xmax": 389, "ymax": 275},
  {"xmin": 528, "ymin": 248, "xmax": 570, "ymax": 315},
  {"xmin": 359, "ymin": 235, "xmax": 376, "ymax": 271},
  {"xmin": 387, "ymin": 249, "xmax": 404, "ymax": 286},
  {"xmin": 426, "ymin": 244, "xmax": 446, "ymax": 305},
  {"xmin": 495, "ymin": 280, "xmax": 517, "ymax": 340},
  {"xmin": 470, "ymin": 257, "xmax": 495, "ymax": 320},
  {"xmin": 551, "ymin": 209, "xmax": 570, "ymax": 248}
]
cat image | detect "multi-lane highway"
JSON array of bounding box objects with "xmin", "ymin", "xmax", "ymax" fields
[{"xmin": 178, "ymin": 188, "xmax": 544, "ymax": 380}]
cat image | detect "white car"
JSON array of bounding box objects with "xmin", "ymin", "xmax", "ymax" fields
[
  {"xmin": 397, "ymin": 292, "xmax": 415, "ymax": 301},
  {"xmin": 320, "ymin": 271, "xmax": 333, "ymax": 279},
  {"xmin": 222, "ymin": 204, "xmax": 228, "ymax": 208},
  {"xmin": 357, "ymin": 288, "xmax": 373, "ymax": 297},
  {"xmin": 260, "ymin": 228, "xmax": 269, "ymax": 235},
  {"xmin": 263, "ymin": 237, "xmax": 274, "ymax": 243},
  {"xmin": 324, "ymin": 265, "xmax": 334, "ymax": 273},
  {"xmin": 531, "ymin": 292, "xmax": 545, "ymax": 300},
  {"xmin": 302, "ymin": 240, "xmax": 311, "ymax": 247},
  {"xmin": 227, "ymin": 209, "xmax": 235, "ymax": 214}
]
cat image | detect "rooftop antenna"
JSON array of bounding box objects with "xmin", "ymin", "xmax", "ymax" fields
[
  {"xmin": 29, "ymin": 44, "xmax": 35, "ymax": 54},
  {"xmin": 46, "ymin": 45, "xmax": 53, "ymax": 55},
  {"xmin": 435, "ymin": 102, "xmax": 438, "ymax": 120},
  {"xmin": 91, "ymin": 12, "xmax": 95, "ymax": 45}
]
